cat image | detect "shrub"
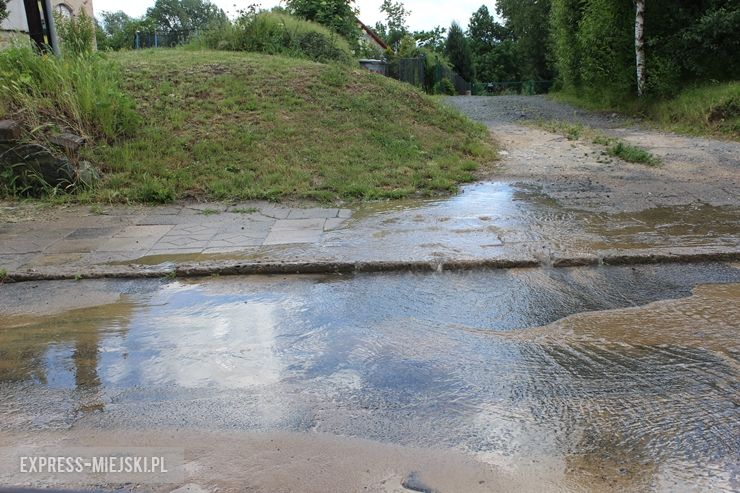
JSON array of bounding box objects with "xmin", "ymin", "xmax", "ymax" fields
[
  {"xmin": 0, "ymin": 47, "xmax": 139, "ymax": 142},
  {"xmin": 197, "ymin": 11, "xmax": 354, "ymax": 64},
  {"xmin": 435, "ymin": 78, "xmax": 455, "ymax": 95}
]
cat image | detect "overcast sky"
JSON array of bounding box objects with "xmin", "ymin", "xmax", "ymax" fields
[{"xmin": 93, "ymin": 0, "xmax": 499, "ymax": 31}]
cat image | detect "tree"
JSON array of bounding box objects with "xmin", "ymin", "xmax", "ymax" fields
[
  {"xmin": 99, "ymin": 11, "xmax": 155, "ymax": 50},
  {"xmin": 496, "ymin": 0, "xmax": 553, "ymax": 80},
  {"xmin": 0, "ymin": 0, "xmax": 8, "ymax": 24},
  {"xmin": 374, "ymin": 0, "xmax": 410, "ymax": 49},
  {"xmin": 446, "ymin": 22, "xmax": 475, "ymax": 82},
  {"xmin": 634, "ymin": 0, "xmax": 645, "ymax": 96},
  {"xmin": 146, "ymin": 0, "xmax": 227, "ymax": 33},
  {"xmin": 413, "ymin": 26, "xmax": 446, "ymax": 52},
  {"xmin": 467, "ymin": 5, "xmax": 514, "ymax": 82},
  {"xmin": 284, "ymin": 0, "xmax": 360, "ymax": 44}
]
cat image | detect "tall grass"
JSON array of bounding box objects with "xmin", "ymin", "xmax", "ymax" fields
[
  {"xmin": 551, "ymin": 81, "xmax": 739, "ymax": 139},
  {"xmin": 192, "ymin": 12, "xmax": 354, "ymax": 64},
  {"xmin": 0, "ymin": 46, "xmax": 139, "ymax": 142},
  {"xmin": 650, "ymin": 82, "xmax": 739, "ymax": 138}
]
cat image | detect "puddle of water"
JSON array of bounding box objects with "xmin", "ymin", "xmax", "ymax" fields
[
  {"xmin": 123, "ymin": 182, "xmax": 738, "ymax": 266},
  {"xmin": 0, "ymin": 264, "xmax": 739, "ymax": 490}
]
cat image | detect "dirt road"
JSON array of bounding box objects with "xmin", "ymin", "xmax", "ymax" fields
[{"xmin": 446, "ymin": 95, "xmax": 739, "ymax": 213}]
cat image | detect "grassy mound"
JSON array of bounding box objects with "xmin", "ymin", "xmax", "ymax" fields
[{"xmin": 85, "ymin": 49, "xmax": 495, "ymax": 203}]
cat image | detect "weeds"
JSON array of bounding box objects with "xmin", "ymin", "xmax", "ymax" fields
[
  {"xmin": 534, "ymin": 119, "xmax": 660, "ymax": 166},
  {"xmin": 607, "ymin": 141, "xmax": 660, "ymax": 165},
  {"xmin": 230, "ymin": 207, "xmax": 259, "ymax": 214},
  {"xmin": 199, "ymin": 208, "xmax": 221, "ymax": 216},
  {"xmin": 192, "ymin": 11, "xmax": 354, "ymax": 64}
]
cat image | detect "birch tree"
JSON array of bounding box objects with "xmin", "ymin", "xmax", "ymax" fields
[{"xmin": 634, "ymin": 0, "xmax": 645, "ymax": 96}]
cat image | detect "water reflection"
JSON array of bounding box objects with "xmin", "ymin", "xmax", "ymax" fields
[{"xmin": 0, "ymin": 264, "xmax": 738, "ymax": 490}]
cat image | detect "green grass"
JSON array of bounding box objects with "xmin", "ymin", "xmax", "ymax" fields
[
  {"xmin": 607, "ymin": 141, "xmax": 660, "ymax": 166},
  {"xmin": 550, "ymin": 82, "xmax": 739, "ymax": 140},
  {"xmin": 0, "ymin": 47, "xmax": 139, "ymax": 142},
  {"xmin": 80, "ymin": 49, "xmax": 496, "ymax": 202},
  {"xmin": 532, "ymin": 119, "xmax": 660, "ymax": 166}
]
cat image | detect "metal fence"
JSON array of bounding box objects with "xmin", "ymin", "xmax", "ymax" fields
[
  {"xmin": 471, "ymin": 80, "xmax": 553, "ymax": 96},
  {"xmin": 134, "ymin": 30, "xmax": 195, "ymax": 49},
  {"xmin": 385, "ymin": 56, "xmax": 472, "ymax": 95}
]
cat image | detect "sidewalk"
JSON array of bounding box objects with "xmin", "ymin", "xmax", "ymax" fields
[{"xmin": 1, "ymin": 181, "xmax": 738, "ymax": 281}]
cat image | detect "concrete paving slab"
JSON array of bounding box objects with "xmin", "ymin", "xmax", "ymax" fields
[
  {"xmin": 0, "ymin": 253, "xmax": 36, "ymax": 270},
  {"xmin": 66, "ymin": 227, "xmax": 121, "ymax": 240},
  {"xmin": 324, "ymin": 218, "xmax": 348, "ymax": 231},
  {"xmin": 271, "ymin": 218, "xmax": 326, "ymax": 231},
  {"xmin": 263, "ymin": 228, "xmax": 324, "ymax": 245},
  {"xmin": 97, "ymin": 235, "xmax": 168, "ymax": 253},
  {"xmin": 287, "ymin": 208, "xmax": 339, "ymax": 219},
  {"xmin": 114, "ymin": 225, "xmax": 174, "ymax": 238},
  {"xmin": 45, "ymin": 238, "xmax": 104, "ymax": 254}
]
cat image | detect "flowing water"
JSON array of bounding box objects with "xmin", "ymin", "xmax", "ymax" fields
[{"xmin": 0, "ymin": 263, "xmax": 738, "ymax": 491}]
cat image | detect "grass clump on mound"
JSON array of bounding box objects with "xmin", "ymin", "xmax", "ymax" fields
[
  {"xmin": 193, "ymin": 12, "xmax": 354, "ymax": 65},
  {"xmin": 86, "ymin": 49, "xmax": 496, "ymax": 203}
]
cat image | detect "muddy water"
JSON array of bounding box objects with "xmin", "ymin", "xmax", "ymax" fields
[{"xmin": 0, "ymin": 264, "xmax": 739, "ymax": 491}]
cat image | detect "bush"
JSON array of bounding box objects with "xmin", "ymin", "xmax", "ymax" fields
[
  {"xmin": 0, "ymin": 47, "xmax": 139, "ymax": 142},
  {"xmin": 196, "ymin": 11, "xmax": 354, "ymax": 64},
  {"xmin": 435, "ymin": 78, "xmax": 455, "ymax": 95}
]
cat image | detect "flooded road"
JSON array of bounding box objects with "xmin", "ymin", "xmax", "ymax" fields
[{"xmin": 1, "ymin": 263, "xmax": 739, "ymax": 492}]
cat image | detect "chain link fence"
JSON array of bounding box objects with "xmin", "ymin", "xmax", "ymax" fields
[
  {"xmin": 471, "ymin": 80, "xmax": 553, "ymax": 96},
  {"xmin": 385, "ymin": 57, "xmax": 472, "ymax": 95},
  {"xmin": 133, "ymin": 30, "xmax": 195, "ymax": 49}
]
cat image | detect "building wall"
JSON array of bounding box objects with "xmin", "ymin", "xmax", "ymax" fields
[{"xmin": 1, "ymin": 0, "xmax": 95, "ymax": 33}]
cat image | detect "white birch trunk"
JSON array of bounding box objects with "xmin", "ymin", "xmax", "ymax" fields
[{"xmin": 635, "ymin": 0, "xmax": 646, "ymax": 97}]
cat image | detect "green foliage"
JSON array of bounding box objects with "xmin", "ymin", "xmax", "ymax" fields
[
  {"xmin": 0, "ymin": 47, "xmax": 139, "ymax": 142},
  {"xmin": 607, "ymin": 141, "xmax": 660, "ymax": 165},
  {"xmin": 0, "ymin": 0, "xmax": 8, "ymax": 23},
  {"xmin": 576, "ymin": 0, "xmax": 634, "ymax": 99},
  {"xmin": 55, "ymin": 10, "xmax": 96, "ymax": 57},
  {"xmin": 284, "ymin": 0, "xmax": 360, "ymax": 48},
  {"xmin": 467, "ymin": 5, "xmax": 518, "ymax": 82},
  {"xmin": 413, "ymin": 26, "xmax": 446, "ymax": 52},
  {"xmin": 649, "ymin": 82, "xmax": 740, "ymax": 138},
  {"xmin": 375, "ymin": 0, "xmax": 410, "ymax": 49},
  {"xmin": 550, "ymin": 0, "xmax": 740, "ymax": 100},
  {"xmin": 146, "ymin": 0, "xmax": 227, "ymax": 33},
  {"xmin": 199, "ymin": 11, "xmax": 354, "ymax": 64},
  {"xmin": 445, "ymin": 22, "xmax": 474, "ymax": 82},
  {"xmin": 98, "ymin": 11, "xmax": 154, "ymax": 51},
  {"xmin": 496, "ymin": 0, "xmax": 552, "ymax": 80},
  {"xmin": 550, "ymin": 0, "xmax": 580, "ymax": 90},
  {"xmin": 134, "ymin": 179, "xmax": 175, "ymax": 203},
  {"xmin": 435, "ymin": 78, "xmax": 455, "ymax": 95}
]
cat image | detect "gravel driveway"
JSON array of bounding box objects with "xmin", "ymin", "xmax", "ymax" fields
[{"xmin": 446, "ymin": 95, "xmax": 740, "ymax": 213}]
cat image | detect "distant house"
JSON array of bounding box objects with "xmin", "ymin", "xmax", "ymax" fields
[
  {"xmin": 1, "ymin": 0, "xmax": 94, "ymax": 45},
  {"xmin": 357, "ymin": 20, "xmax": 387, "ymax": 53}
]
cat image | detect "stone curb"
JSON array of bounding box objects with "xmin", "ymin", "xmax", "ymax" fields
[{"xmin": 1, "ymin": 250, "xmax": 738, "ymax": 283}]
